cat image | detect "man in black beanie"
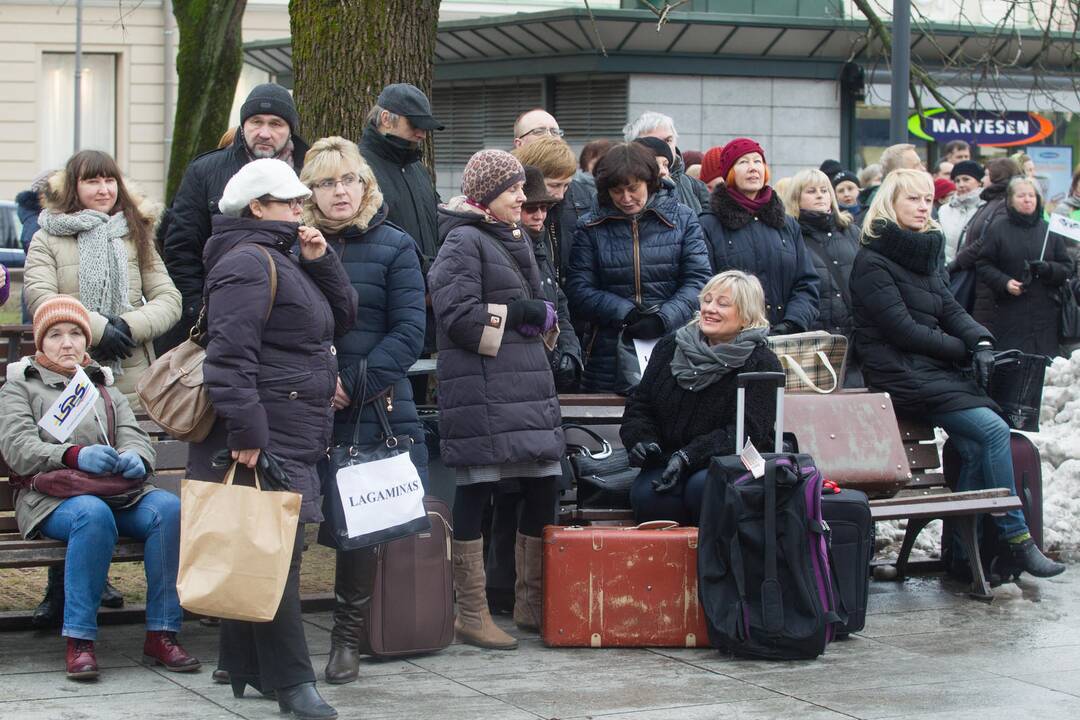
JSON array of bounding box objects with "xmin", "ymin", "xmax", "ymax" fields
[{"xmin": 159, "ymin": 83, "xmax": 310, "ymax": 352}]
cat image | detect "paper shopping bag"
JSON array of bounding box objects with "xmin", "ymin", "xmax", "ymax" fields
[{"xmin": 177, "ymin": 463, "xmax": 301, "ymax": 622}]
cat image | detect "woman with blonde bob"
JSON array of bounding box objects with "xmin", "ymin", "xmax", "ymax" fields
[
  {"xmin": 299, "ymin": 137, "xmax": 427, "ymax": 685},
  {"xmin": 850, "ymin": 169, "xmax": 1063, "ymax": 580},
  {"xmin": 619, "ymin": 270, "xmax": 782, "ymax": 524}
]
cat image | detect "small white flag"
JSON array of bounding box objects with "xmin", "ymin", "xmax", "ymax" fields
[
  {"xmin": 37, "ymin": 367, "xmax": 100, "ymax": 443},
  {"xmin": 1049, "ymin": 213, "xmax": 1080, "ymax": 244}
]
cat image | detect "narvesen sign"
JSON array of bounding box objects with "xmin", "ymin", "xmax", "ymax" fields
[{"xmin": 908, "ymin": 109, "xmax": 1053, "ymax": 148}]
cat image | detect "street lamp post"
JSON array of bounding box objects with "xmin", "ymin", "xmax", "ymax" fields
[
  {"xmin": 889, "ymin": 0, "xmax": 911, "ymax": 144},
  {"xmin": 74, "ymin": 0, "xmax": 83, "ymax": 151}
]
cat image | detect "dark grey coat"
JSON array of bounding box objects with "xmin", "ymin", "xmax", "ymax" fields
[
  {"xmin": 187, "ymin": 217, "xmax": 358, "ymax": 522},
  {"xmin": 428, "ymin": 199, "xmax": 564, "ymax": 470}
]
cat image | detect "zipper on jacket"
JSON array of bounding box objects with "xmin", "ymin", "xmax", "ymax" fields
[{"xmin": 632, "ymin": 218, "xmax": 642, "ymax": 305}]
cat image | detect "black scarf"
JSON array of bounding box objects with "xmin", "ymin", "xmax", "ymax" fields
[
  {"xmin": 1006, "ymin": 203, "xmax": 1043, "ymax": 228},
  {"xmin": 865, "ymin": 220, "xmax": 943, "ymax": 275},
  {"xmin": 798, "ymin": 210, "xmax": 835, "ymax": 234}
]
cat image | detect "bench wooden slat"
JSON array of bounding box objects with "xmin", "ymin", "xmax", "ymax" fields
[
  {"xmin": 870, "ymin": 487, "xmax": 1008, "ymax": 508},
  {"xmin": 0, "ymin": 543, "xmax": 144, "ymax": 569},
  {"xmin": 872, "ymin": 495, "xmax": 1022, "ymax": 522}
]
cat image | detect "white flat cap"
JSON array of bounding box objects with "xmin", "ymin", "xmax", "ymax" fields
[{"xmin": 218, "ymin": 158, "xmax": 311, "ymax": 217}]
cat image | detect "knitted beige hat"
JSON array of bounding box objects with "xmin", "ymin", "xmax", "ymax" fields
[
  {"xmin": 461, "ymin": 149, "xmax": 525, "ymax": 206},
  {"xmin": 33, "ymin": 295, "xmax": 93, "ymax": 351}
]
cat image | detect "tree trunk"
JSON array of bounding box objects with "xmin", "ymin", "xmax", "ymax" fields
[
  {"xmin": 289, "ymin": 0, "xmax": 439, "ymax": 165},
  {"xmin": 166, "ymin": 0, "xmax": 248, "ymax": 203}
]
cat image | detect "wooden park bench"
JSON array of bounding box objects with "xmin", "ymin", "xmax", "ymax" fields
[
  {"xmin": 0, "ymin": 323, "xmax": 33, "ymax": 378},
  {"xmin": 557, "ymin": 391, "xmax": 1023, "ymax": 600}
]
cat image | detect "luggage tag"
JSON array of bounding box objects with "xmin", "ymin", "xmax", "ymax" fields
[{"xmin": 739, "ymin": 440, "xmax": 766, "ymax": 479}]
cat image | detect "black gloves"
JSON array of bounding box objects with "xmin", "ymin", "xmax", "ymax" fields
[
  {"xmin": 624, "ymin": 310, "xmax": 665, "ymax": 340},
  {"xmin": 971, "ymin": 344, "xmax": 995, "ymax": 391},
  {"xmin": 628, "ymin": 441, "xmax": 663, "ymax": 468},
  {"xmin": 652, "ymin": 452, "xmax": 689, "ymax": 494},
  {"xmin": 94, "ymin": 316, "xmax": 136, "ymax": 361},
  {"xmin": 506, "ymin": 299, "xmax": 548, "ymax": 329},
  {"xmin": 1029, "ymin": 261, "xmax": 1057, "ymax": 285},
  {"xmin": 554, "ymin": 353, "xmax": 580, "ymax": 392},
  {"xmin": 769, "ymin": 321, "xmax": 798, "ymax": 336},
  {"xmin": 256, "ymin": 450, "xmax": 292, "ymax": 491}
]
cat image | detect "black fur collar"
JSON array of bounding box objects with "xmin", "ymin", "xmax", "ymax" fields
[
  {"xmin": 707, "ymin": 185, "xmax": 787, "ymax": 230},
  {"xmin": 865, "ymin": 220, "xmax": 944, "ymax": 275}
]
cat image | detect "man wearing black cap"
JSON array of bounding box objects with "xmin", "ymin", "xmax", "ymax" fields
[
  {"xmin": 160, "ymin": 83, "xmax": 309, "ymax": 350},
  {"xmin": 359, "ymin": 83, "xmax": 443, "ymax": 271}
]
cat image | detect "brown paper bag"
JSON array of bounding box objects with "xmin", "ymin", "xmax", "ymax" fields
[{"xmin": 177, "ymin": 462, "xmax": 301, "ymax": 622}]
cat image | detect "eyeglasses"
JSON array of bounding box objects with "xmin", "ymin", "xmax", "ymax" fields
[
  {"xmin": 521, "ymin": 204, "xmax": 552, "ymax": 214},
  {"xmin": 262, "ymin": 197, "xmax": 303, "ymax": 209},
  {"xmin": 313, "ymin": 174, "xmax": 361, "ymax": 192},
  {"xmin": 517, "ymin": 127, "xmax": 565, "ymax": 140}
]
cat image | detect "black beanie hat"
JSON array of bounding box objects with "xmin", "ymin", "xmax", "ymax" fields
[
  {"xmin": 240, "ymin": 83, "xmax": 300, "ymax": 134},
  {"xmin": 633, "ymin": 136, "xmax": 675, "ymax": 169},
  {"xmin": 950, "ymin": 160, "xmax": 984, "ymax": 182},
  {"xmin": 819, "ymin": 159, "xmax": 843, "ymax": 178},
  {"xmin": 830, "ymin": 170, "xmax": 860, "ymax": 189}
]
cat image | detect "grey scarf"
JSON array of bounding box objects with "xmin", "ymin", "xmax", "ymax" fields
[
  {"xmin": 670, "ymin": 325, "xmax": 769, "ymax": 391},
  {"xmin": 38, "ymin": 209, "xmax": 133, "ymax": 374}
]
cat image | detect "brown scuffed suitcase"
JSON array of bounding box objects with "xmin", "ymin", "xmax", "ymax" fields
[
  {"xmin": 541, "ymin": 521, "xmax": 711, "ymax": 648},
  {"xmin": 784, "ymin": 392, "xmax": 910, "ymax": 498},
  {"xmin": 362, "ymin": 496, "xmax": 455, "ymax": 657}
]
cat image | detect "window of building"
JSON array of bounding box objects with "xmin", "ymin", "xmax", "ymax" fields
[
  {"xmin": 432, "ymin": 80, "xmax": 545, "ymax": 168},
  {"xmin": 553, "ymin": 75, "xmax": 628, "ymax": 146},
  {"xmin": 38, "ymin": 52, "xmax": 117, "ymax": 169}
]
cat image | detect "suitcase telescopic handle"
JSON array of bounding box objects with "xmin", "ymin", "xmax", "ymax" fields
[
  {"xmin": 736, "ymin": 372, "xmax": 786, "ymax": 389},
  {"xmin": 735, "ymin": 372, "xmax": 786, "ymax": 455}
]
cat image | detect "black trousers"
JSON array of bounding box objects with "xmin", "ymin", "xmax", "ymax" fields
[{"xmin": 218, "ymin": 524, "xmax": 315, "ymax": 691}]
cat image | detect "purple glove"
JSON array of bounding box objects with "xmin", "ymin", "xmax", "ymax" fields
[{"xmin": 518, "ymin": 301, "xmax": 558, "ymax": 337}]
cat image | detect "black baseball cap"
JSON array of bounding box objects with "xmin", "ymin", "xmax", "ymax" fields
[{"xmin": 376, "ymin": 83, "xmax": 444, "ymax": 131}]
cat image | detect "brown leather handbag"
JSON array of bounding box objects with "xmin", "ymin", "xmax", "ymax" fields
[
  {"xmin": 31, "ymin": 387, "xmax": 143, "ymax": 500},
  {"xmin": 136, "ymin": 245, "xmax": 278, "ymax": 441}
]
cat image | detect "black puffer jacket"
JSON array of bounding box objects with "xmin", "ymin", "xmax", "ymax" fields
[
  {"xmin": 976, "ymin": 206, "xmax": 1073, "ymax": 357},
  {"xmin": 949, "ymin": 182, "xmax": 1010, "ymax": 316},
  {"xmin": 671, "ymin": 153, "xmax": 711, "ymax": 214},
  {"xmin": 543, "ymin": 180, "xmax": 595, "ymax": 283},
  {"xmin": 325, "ymin": 205, "xmax": 428, "ymax": 476},
  {"xmin": 700, "ymin": 187, "xmax": 820, "ymax": 331},
  {"xmin": 528, "ymin": 226, "xmax": 582, "ymax": 379},
  {"xmin": 429, "ymin": 198, "xmax": 564, "ymax": 470},
  {"xmin": 187, "ymin": 217, "xmax": 357, "ymax": 522},
  {"xmin": 798, "ymin": 211, "xmax": 860, "ymax": 338},
  {"xmin": 359, "ymin": 126, "xmax": 440, "ymax": 272},
  {"xmin": 620, "ymin": 335, "xmax": 781, "ymax": 473},
  {"xmin": 850, "ymin": 220, "xmax": 995, "ymax": 416},
  {"xmin": 566, "ymin": 191, "xmax": 712, "ymax": 393},
  {"xmin": 163, "ymin": 129, "xmax": 310, "ymax": 328}
]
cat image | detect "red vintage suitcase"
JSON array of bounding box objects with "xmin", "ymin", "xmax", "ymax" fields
[{"xmin": 541, "ymin": 521, "xmax": 711, "ymax": 648}]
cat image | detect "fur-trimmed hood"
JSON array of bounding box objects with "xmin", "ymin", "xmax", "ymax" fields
[
  {"xmin": 300, "ymin": 152, "xmax": 385, "ymax": 233},
  {"xmin": 6, "ymin": 356, "xmax": 114, "ymax": 387},
  {"xmin": 706, "ymin": 184, "xmax": 787, "ymax": 230}
]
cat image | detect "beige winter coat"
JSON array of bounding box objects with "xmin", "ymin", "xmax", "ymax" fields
[
  {"xmin": 0, "ymin": 358, "xmax": 156, "ymax": 539},
  {"xmin": 24, "ymin": 199, "xmax": 181, "ymax": 407}
]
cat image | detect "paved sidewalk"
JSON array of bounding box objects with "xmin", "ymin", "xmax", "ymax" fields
[{"xmin": 2, "ymin": 571, "xmax": 1080, "ymax": 720}]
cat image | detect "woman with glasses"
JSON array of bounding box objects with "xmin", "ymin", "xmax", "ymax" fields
[
  {"xmin": 186, "ymin": 158, "xmax": 357, "ymax": 720},
  {"xmin": 298, "ymin": 137, "xmax": 427, "ymax": 685}
]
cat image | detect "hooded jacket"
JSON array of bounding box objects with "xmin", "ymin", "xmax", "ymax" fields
[
  {"xmin": 850, "ymin": 220, "xmax": 995, "ymax": 415},
  {"xmin": 938, "ymin": 190, "xmax": 983, "ymax": 263},
  {"xmin": 428, "ymin": 198, "xmax": 564, "ymax": 470},
  {"xmin": 186, "ymin": 216, "xmax": 357, "ymax": 522},
  {"xmin": 975, "ymin": 205, "xmax": 1073, "ymax": 357},
  {"xmin": 24, "ymin": 180, "xmax": 181, "ymax": 407},
  {"xmin": 322, "ymin": 204, "xmax": 429, "ymax": 476},
  {"xmin": 700, "ymin": 187, "xmax": 820, "ymax": 331},
  {"xmin": 566, "ymin": 190, "xmax": 712, "ymax": 393},
  {"xmin": 163, "ymin": 128, "xmax": 311, "ymax": 329}
]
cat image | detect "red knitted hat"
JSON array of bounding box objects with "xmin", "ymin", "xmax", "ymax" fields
[
  {"xmin": 699, "ymin": 145, "xmax": 726, "ymax": 185},
  {"xmin": 718, "ymin": 138, "xmax": 766, "ymax": 181},
  {"xmin": 933, "ymin": 177, "xmax": 957, "ymax": 203},
  {"xmin": 33, "ymin": 295, "xmax": 93, "ymax": 352}
]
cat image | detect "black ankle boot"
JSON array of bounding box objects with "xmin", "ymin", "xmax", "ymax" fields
[
  {"xmin": 277, "ymin": 682, "xmax": 337, "ymax": 720},
  {"xmin": 229, "ymin": 674, "xmax": 275, "ymax": 700},
  {"xmin": 1009, "ymin": 539, "xmax": 1066, "ymax": 578},
  {"xmin": 33, "ymin": 565, "xmax": 64, "ymax": 628},
  {"xmin": 100, "ymin": 581, "xmax": 124, "ymax": 609}
]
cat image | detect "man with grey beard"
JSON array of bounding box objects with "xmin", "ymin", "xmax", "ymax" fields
[{"xmin": 160, "ymin": 83, "xmax": 309, "ymax": 349}]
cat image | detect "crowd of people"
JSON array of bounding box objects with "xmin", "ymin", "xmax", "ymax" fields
[{"xmin": 2, "ymin": 81, "xmax": 1076, "ymax": 720}]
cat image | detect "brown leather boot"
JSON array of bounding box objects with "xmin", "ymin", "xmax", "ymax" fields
[
  {"xmin": 513, "ymin": 533, "xmax": 543, "ymax": 632},
  {"xmin": 452, "ymin": 539, "xmax": 517, "ymax": 650},
  {"xmin": 65, "ymin": 637, "xmax": 99, "ymax": 680},
  {"xmin": 325, "ymin": 547, "xmax": 376, "ymax": 685},
  {"xmin": 143, "ymin": 631, "xmax": 201, "ymax": 672}
]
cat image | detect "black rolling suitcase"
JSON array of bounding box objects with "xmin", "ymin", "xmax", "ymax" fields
[{"xmin": 820, "ymin": 487, "xmax": 873, "ymax": 636}]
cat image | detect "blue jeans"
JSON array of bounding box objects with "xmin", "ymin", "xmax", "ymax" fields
[
  {"xmin": 929, "ymin": 406, "xmax": 1028, "ymax": 540},
  {"xmin": 38, "ymin": 490, "xmax": 182, "ymax": 640},
  {"xmin": 630, "ymin": 467, "xmax": 710, "ymax": 526}
]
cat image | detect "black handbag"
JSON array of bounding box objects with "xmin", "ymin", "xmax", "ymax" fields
[
  {"xmin": 318, "ymin": 359, "xmax": 430, "ymax": 551},
  {"xmin": 563, "ymin": 424, "xmax": 637, "ymax": 509},
  {"xmin": 989, "ymin": 350, "xmax": 1052, "ymax": 432},
  {"xmin": 948, "ymin": 267, "xmax": 976, "ymax": 313},
  {"xmin": 1059, "ymin": 277, "xmax": 1080, "ymax": 344},
  {"xmin": 614, "ymin": 305, "xmax": 661, "ymax": 396}
]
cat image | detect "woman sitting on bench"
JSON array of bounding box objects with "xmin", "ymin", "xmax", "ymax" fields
[
  {"xmin": 620, "ymin": 270, "xmax": 782, "ymax": 525},
  {"xmin": 0, "ymin": 296, "xmax": 199, "ymax": 680},
  {"xmin": 849, "ymin": 169, "xmax": 1064, "ymax": 579}
]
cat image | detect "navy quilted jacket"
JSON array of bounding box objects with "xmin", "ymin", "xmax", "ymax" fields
[{"xmin": 566, "ymin": 190, "xmax": 712, "ymax": 392}]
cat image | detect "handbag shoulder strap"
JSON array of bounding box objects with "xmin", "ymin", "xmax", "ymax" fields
[
  {"xmin": 192, "ymin": 244, "xmax": 279, "ymax": 338},
  {"xmin": 476, "ymin": 228, "xmax": 533, "ymax": 299},
  {"xmin": 97, "ymin": 384, "xmax": 117, "ymax": 447}
]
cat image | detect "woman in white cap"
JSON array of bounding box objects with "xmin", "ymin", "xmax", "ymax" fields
[{"xmin": 186, "ymin": 158, "xmax": 357, "ymax": 720}]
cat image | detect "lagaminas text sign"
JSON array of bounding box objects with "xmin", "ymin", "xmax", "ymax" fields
[{"xmin": 908, "ymin": 109, "xmax": 1054, "ymax": 147}]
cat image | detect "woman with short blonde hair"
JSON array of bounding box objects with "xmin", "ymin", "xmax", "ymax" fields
[
  {"xmin": 619, "ymin": 270, "xmax": 782, "ymax": 525},
  {"xmin": 300, "ymin": 136, "xmax": 427, "ymax": 685}
]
